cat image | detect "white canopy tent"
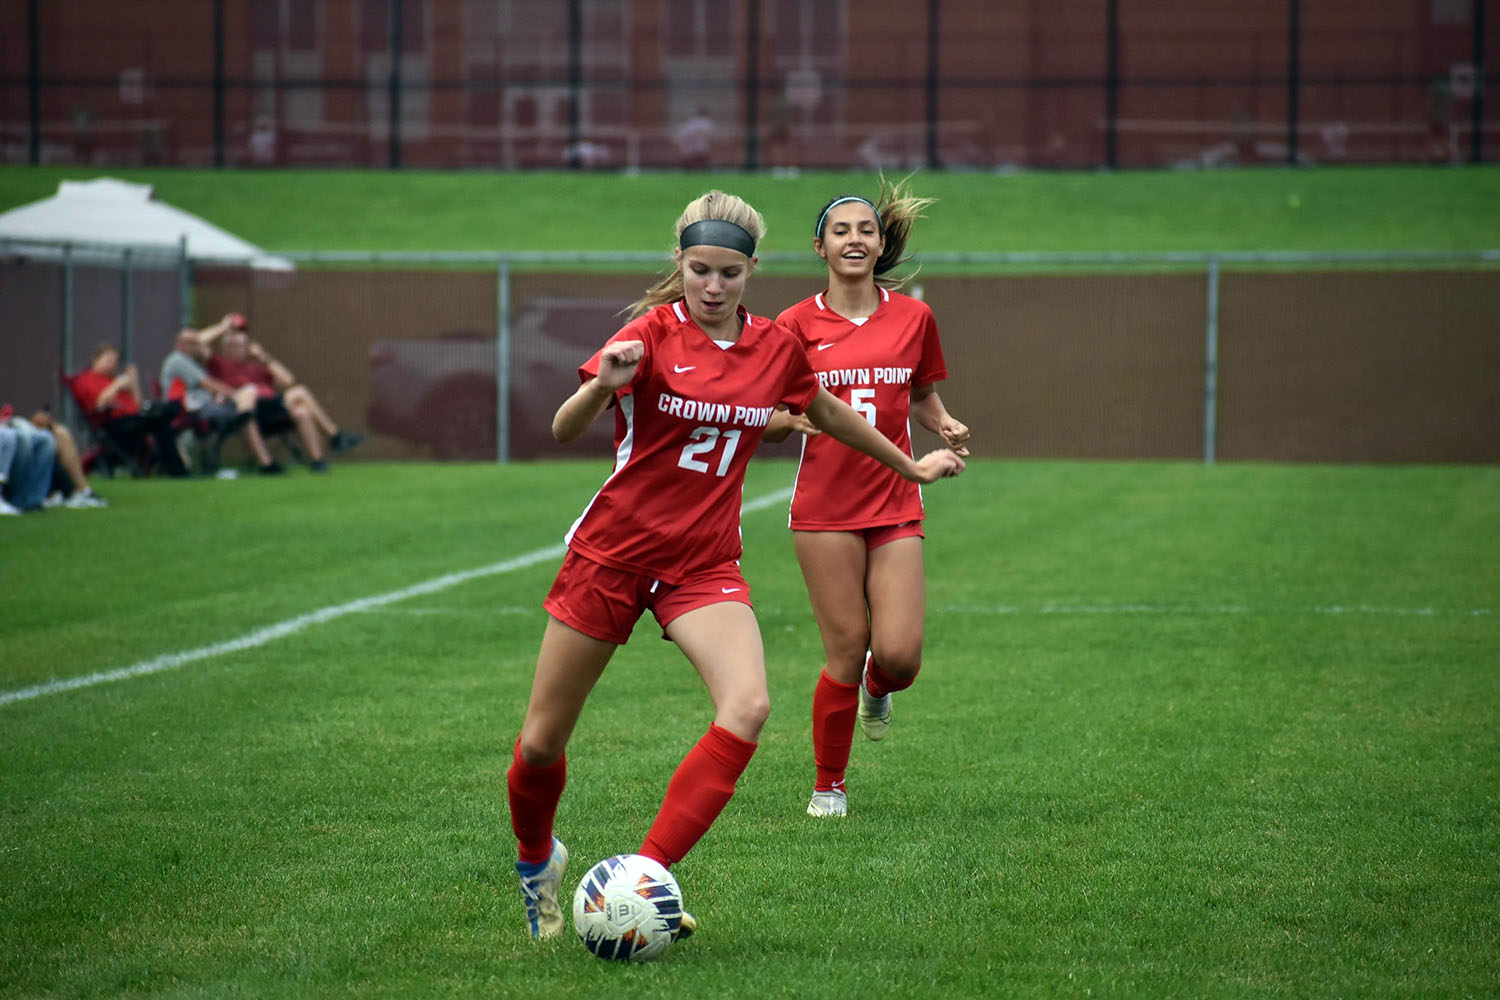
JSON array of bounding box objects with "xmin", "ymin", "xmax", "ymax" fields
[{"xmin": 0, "ymin": 177, "xmax": 293, "ymax": 271}]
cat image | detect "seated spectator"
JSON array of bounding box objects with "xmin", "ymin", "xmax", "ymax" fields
[
  {"xmin": 0, "ymin": 425, "xmax": 23, "ymax": 515},
  {"xmin": 160, "ymin": 318, "xmax": 278, "ymax": 474},
  {"xmin": 23, "ymin": 408, "xmax": 108, "ymax": 508},
  {"xmin": 206, "ymin": 317, "xmax": 364, "ymax": 472},
  {"xmin": 0, "ymin": 413, "xmax": 57, "ymax": 514},
  {"xmin": 68, "ymin": 343, "xmax": 189, "ymax": 477}
]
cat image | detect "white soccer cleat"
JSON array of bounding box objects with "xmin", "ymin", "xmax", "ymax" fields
[
  {"xmin": 857, "ymin": 665, "xmax": 892, "ymax": 742},
  {"xmin": 806, "ymin": 789, "xmax": 848, "ymax": 818},
  {"xmin": 515, "ymin": 837, "xmax": 569, "ymax": 939}
]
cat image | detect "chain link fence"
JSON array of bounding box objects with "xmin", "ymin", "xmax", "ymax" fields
[{"xmin": 5, "ymin": 238, "xmax": 1498, "ymax": 465}]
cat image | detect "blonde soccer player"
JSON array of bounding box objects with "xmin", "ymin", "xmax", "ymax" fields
[{"xmin": 505, "ymin": 190, "xmax": 964, "ymax": 940}]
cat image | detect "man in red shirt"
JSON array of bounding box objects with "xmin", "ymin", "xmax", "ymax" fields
[
  {"xmin": 68, "ymin": 344, "xmax": 189, "ymax": 476},
  {"xmin": 205, "ymin": 318, "xmax": 364, "ymax": 472}
]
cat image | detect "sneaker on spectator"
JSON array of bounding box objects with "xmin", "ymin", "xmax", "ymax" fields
[
  {"xmin": 258, "ymin": 462, "xmax": 286, "ymax": 476},
  {"xmin": 42, "ymin": 490, "xmax": 65, "ymax": 509},
  {"xmin": 0, "ymin": 497, "xmax": 21, "ymax": 516},
  {"xmin": 65, "ymin": 490, "xmax": 108, "ymax": 509},
  {"xmin": 329, "ymin": 430, "xmax": 365, "ymax": 454}
]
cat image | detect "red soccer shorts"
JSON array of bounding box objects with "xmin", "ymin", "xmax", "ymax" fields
[
  {"xmin": 543, "ymin": 549, "xmax": 753, "ymax": 645},
  {"xmin": 863, "ymin": 520, "xmax": 925, "ymax": 551}
]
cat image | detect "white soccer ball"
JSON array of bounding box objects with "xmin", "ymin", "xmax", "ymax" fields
[{"xmin": 572, "ymin": 854, "xmax": 684, "ymax": 962}]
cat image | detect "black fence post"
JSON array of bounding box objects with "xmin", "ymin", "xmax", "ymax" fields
[
  {"xmin": 1105, "ymin": 0, "xmax": 1119, "ymax": 169},
  {"xmin": 744, "ymin": 0, "xmax": 760, "ymax": 170},
  {"xmin": 27, "ymin": 0, "xmax": 39, "ymax": 165},
  {"xmin": 1473, "ymin": 0, "xmax": 1486, "ymax": 164},
  {"xmin": 212, "ymin": 0, "xmax": 225, "ymax": 167},
  {"xmin": 388, "ymin": 0, "xmax": 403, "ymax": 168},
  {"xmin": 1287, "ymin": 0, "xmax": 1301, "ymax": 165},
  {"xmin": 926, "ymin": 0, "xmax": 940, "ymax": 168},
  {"xmin": 567, "ymin": 0, "xmax": 582, "ymax": 169}
]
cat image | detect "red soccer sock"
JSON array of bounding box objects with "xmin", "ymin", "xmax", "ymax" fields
[
  {"xmin": 812, "ymin": 670, "xmax": 859, "ymax": 792},
  {"xmin": 639, "ymin": 724, "xmax": 757, "ymax": 867},
  {"xmin": 507, "ymin": 739, "xmax": 567, "ymax": 865},
  {"xmin": 864, "ymin": 654, "xmax": 920, "ymax": 698}
]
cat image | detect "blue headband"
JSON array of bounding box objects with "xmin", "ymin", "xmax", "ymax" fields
[
  {"xmin": 679, "ymin": 219, "xmax": 756, "ymax": 257},
  {"xmin": 815, "ymin": 196, "xmax": 883, "ymax": 238}
]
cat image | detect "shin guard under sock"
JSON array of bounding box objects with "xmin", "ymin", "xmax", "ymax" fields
[
  {"xmin": 507, "ymin": 739, "xmax": 566, "ymax": 865},
  {"xmin": 639, "ymin": 724, "xmax": 757, "ymax": 867},
  {"xmin": 812, "ymin": 670, "xmax": 859, "ymax": 792}
]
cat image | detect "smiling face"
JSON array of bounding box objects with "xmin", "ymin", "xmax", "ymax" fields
[
  {"xmin": 815, "ymin": 202, "xmax": 885, "ymax": 281},
  {"xmin": 677, "ymin": 244, "xmax": 753, "ymax": 335}
]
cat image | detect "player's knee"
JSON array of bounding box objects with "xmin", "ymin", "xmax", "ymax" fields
[
  {"xmin": 872, "ymin": 644, "xmax": 922, "ymax": 684},
  {"xmin": 516, "ymin": 732, "xmax": 566, "ymax": 767},
  {"xmin": 827, "ymin": 625, "xmax": 871, "ymax": 669},
  {"xmin": 720, "ymin": 691, "xmax": 770, "ymax": 741}
]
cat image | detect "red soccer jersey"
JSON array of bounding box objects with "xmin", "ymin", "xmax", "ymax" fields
[
  {"xmin": 777, "ymin": 287, "xmax": 949, "ymax": 530},
  {"xmin": 71, "ymin": 369, "xmax": 140, "ymax": 418},
  {"xmin": 565, "ymin": 301, "xmax": 820, "ymax": 584}
]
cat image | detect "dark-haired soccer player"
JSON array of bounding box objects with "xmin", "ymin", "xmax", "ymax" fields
[{"xmin": 767, "ymin": 177, "xmax": 971, "ymax": 819}]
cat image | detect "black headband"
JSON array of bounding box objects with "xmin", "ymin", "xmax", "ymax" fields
[
  {"xmin": 815, "ymin": 196, "xmax": 883, "ymax": 238},
  {"xmin": 679, "ymin": 219, "xmax": 756, "ymax": 257}
]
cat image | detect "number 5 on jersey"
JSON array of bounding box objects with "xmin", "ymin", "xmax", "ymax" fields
[
  {"xmin": 849, "ymin": 388, "xmax": 877, "ymax": 426},
  {"xmin": 678, "ymin": 426, "xmax": 743, "ymax": 477}
]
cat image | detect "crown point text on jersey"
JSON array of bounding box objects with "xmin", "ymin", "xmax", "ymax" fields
[
  {"xmin": 816, "ymin": 367, "xmax": 913, "ymax": 389},
  {"xmin": 657, "ymin": 392, "xmax": 774, "ymax": 428}
]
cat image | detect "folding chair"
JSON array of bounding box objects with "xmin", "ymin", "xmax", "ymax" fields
[
  {"xmin": 60, "ymin": 368, "xmax": 149, "ymax": 477},
  {"xmin": 159, "ymin": 376, "xmax": 248, "ymax": 474}
]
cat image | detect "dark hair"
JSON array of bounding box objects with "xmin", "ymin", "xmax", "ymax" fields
[{"xmin": 814, "ymin": 174, "xmax": 936, "ymax": 289}]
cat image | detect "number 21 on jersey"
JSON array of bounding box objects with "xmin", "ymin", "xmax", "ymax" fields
[{"xmin": 678, "ymin": 426, "xmax": 743, "ymax": 477}]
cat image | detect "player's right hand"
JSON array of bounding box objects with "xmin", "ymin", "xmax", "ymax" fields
[{"xmin": 597, "ymin": 340, "xmax": 645, "ymax": 388}]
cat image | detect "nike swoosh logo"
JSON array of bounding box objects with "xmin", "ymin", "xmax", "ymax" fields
[
  {"xmin": 674, "ymin": 364, "xmax": 697, "ymax": 373},
  {"xmin": 721, "ymin": 587, "xmax": 742, "ymax": 594},
  {"xmin": 816, "ymin": 343, "xmax": 836, "ymax": 351}
]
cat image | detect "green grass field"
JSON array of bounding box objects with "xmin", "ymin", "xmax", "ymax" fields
[
  {"xmin": 2, "ymin": 460, "xmax": 1497, "ymax": 997},
  {"xmin": 3, "ymin": 163, "xmax": 1497, "ymax": 995},
  {"xmin": 2, "ymin": 164, "xmax": 1497, "ymax": 255}
]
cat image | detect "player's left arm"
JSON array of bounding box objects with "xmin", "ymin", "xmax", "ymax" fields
[
  {"xmin": 911, "ymin": 382, "xmax": 970, "ymax": 456},
  {"xmin": 806, "ymin": 387, "xmax": 963, "ymax": 484}
]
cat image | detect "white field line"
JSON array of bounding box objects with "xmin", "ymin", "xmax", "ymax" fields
[
  {"xmin": 935, "ymin": 603, "xmax": 1494, "ymax": 617},
  {"xmin": 1, "ymin": 487, "xmax": 797, "ymax": 709},
  {"xmin": 7, "ymin": 486, "xmax": 1491, "ymax": 706}
]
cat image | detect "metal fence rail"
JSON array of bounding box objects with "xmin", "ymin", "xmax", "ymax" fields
[{"xmin": 5, "ymin": 239, "xmax": 1497, "ymax": 464}]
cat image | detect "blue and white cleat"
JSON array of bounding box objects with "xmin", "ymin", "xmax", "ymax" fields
[{"xmin": 515, "ymin": 837, "xmax": 569, "ymax": 938}]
